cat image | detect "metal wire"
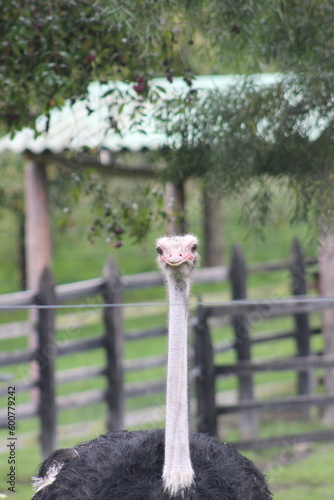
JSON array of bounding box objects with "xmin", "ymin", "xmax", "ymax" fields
[{"xmin": 1, "ymin": 296, "xmax": 334, "ymax": 310}]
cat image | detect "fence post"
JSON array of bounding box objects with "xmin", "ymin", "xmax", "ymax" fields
[
  {"xmin": 319, "ymin": 231, "xmax": 334, "ymax": 424},
  {"xmin": 193, "ymin": 305, "xmax": 217, "ymax": 436},
  {"xmin": 291, "ymin": 239, "xmax": 312, "ymax": 406},
  {"xmin": 36, "ymin": 267, "xmax": 57, "ymax": 459},
  {"xmin": 230, "ymin": 245, "xmax": 258, "ymax": 439},
  {"xmin": 102, "ymin": 256, "xmax": 124, "ymax": 432}
]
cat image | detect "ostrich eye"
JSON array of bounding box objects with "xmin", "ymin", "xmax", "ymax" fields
[
  {"xmin": 156, "ymin": 246, "xmax": 163, "ymax": 255},
  {"xmin": 191, "ymin": 243, "xmax": 198, "ymax": 252}
]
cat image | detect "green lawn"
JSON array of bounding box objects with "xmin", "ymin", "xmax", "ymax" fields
[{"xmin": 1, "ymin": 180, "xmax": 333, "ymax": 499}]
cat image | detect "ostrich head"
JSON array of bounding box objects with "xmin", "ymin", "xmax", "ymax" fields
[{"xmin": 156, "ymin": 234, "xmax": 199, "ymax": 280}]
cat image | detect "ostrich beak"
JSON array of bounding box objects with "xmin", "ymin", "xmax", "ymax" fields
[{"xmin": 161, "ymin": 254, "xmax": 195, "ymax": 267}]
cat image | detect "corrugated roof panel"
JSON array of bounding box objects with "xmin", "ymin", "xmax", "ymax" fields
[{"xmin": 0, "ymin": 75, "xmax": 280, "ymax": 155}]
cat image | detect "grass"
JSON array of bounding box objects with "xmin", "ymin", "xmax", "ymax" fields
[
  {"xmin": 260, "ymin": 442, "xmax": 334, "ymax": 499},
  {"xmin": 1, "ymin": 179, "xmax": 333, "ymax": 498}
]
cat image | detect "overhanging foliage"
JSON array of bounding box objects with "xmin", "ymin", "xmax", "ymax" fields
[{"xmin": 1, "ymin": 0, "xmax": 334, "ymax": 238}]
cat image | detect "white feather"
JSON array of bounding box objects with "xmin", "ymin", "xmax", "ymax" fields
[{"xmin": 32, "ymin": 463, "xmax": 63, "ymax": 493}]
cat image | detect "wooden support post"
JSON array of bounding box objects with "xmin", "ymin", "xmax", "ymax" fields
[
  {"xmin": 164, "ymin": 180, "xmax": 187, "ymax": 235},
  {"xmin": 193, "ymin": 305, "xmax": 217, "ymax": 436},
  {"xmin": 36, "ymin": 267, "xmax": 57, "ymax": 458},
  {"xmin": 230, "ymin": 245, "xmax": 258, "ymax": 439},
  {"xmin": 25, "ymin": 160, "xmax": 52, "ymax": 401},
  {"xmin": 25, "ymin": 161, "xmax": 52, "ymax": 292},
  {"xmin": 291, "ymin": 239, "xmax": 312, "ymax": 406},
  {"xmin": 319, "ymin": 230, "xmax": 334, "ymax": 424},
  {"xmin": 202, "ymin": 188, "xmax": 224, "ymax": 266},
  {"xmin": 103, "ymin": 257, "xmax": 124, "ymax": 432},
  {"xmin": 18, "ymin": 214, "xmax": 27, "ymax": 290}
]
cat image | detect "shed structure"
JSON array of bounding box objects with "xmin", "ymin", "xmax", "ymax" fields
[{"xmin": 0, "ymin": 74, "xmax": 280, "ymax": 292}]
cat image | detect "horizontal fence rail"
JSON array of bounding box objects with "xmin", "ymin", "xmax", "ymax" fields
[
  {"xmin": 7, "ymin": 257, "xmax": 319, "ymax": 311},
  {"xmin": 232, "ymin": 429, "xmax": 334, "ymax": 451},
  {"xmin": 203, "ymin": 296, "xmax": 334, "ymax": 319},
  {"xmin": 215, "ymin": 354, "xmax": 334, "ymax": 376},
  {"xmin": 217, "ymin": 394, "xmax": 334, "ymax": 414}
]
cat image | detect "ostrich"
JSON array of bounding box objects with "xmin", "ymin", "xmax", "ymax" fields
[{"xmin": 32, "ymin": 234, "xmax": 272, "ymax": 500}]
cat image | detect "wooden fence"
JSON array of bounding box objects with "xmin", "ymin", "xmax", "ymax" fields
[
  {"xmin": 0, "ymin": 256, "xmax": 230, "ymax": 458},
  {"xmin": 194, "ymin": 239, "xmax": 334, "ymax": 449},
  {"xmin": 1, "ymin": 238, "xmax": 332, "ymax": 457}
]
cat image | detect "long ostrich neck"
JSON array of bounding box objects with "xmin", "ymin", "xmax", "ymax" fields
[{"xmin": 163, "ymin": 272, "xmax": 194, "ymax": 495}]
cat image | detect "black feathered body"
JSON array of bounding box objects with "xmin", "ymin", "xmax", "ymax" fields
[{"xmin": 32, "ymin": 429, "xmax": 272, "ymax": 499}]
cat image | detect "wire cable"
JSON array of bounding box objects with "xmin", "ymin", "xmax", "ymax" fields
[{"xmin": 1, "ymin": 296, "xmax": 334, "ymax": 310}]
